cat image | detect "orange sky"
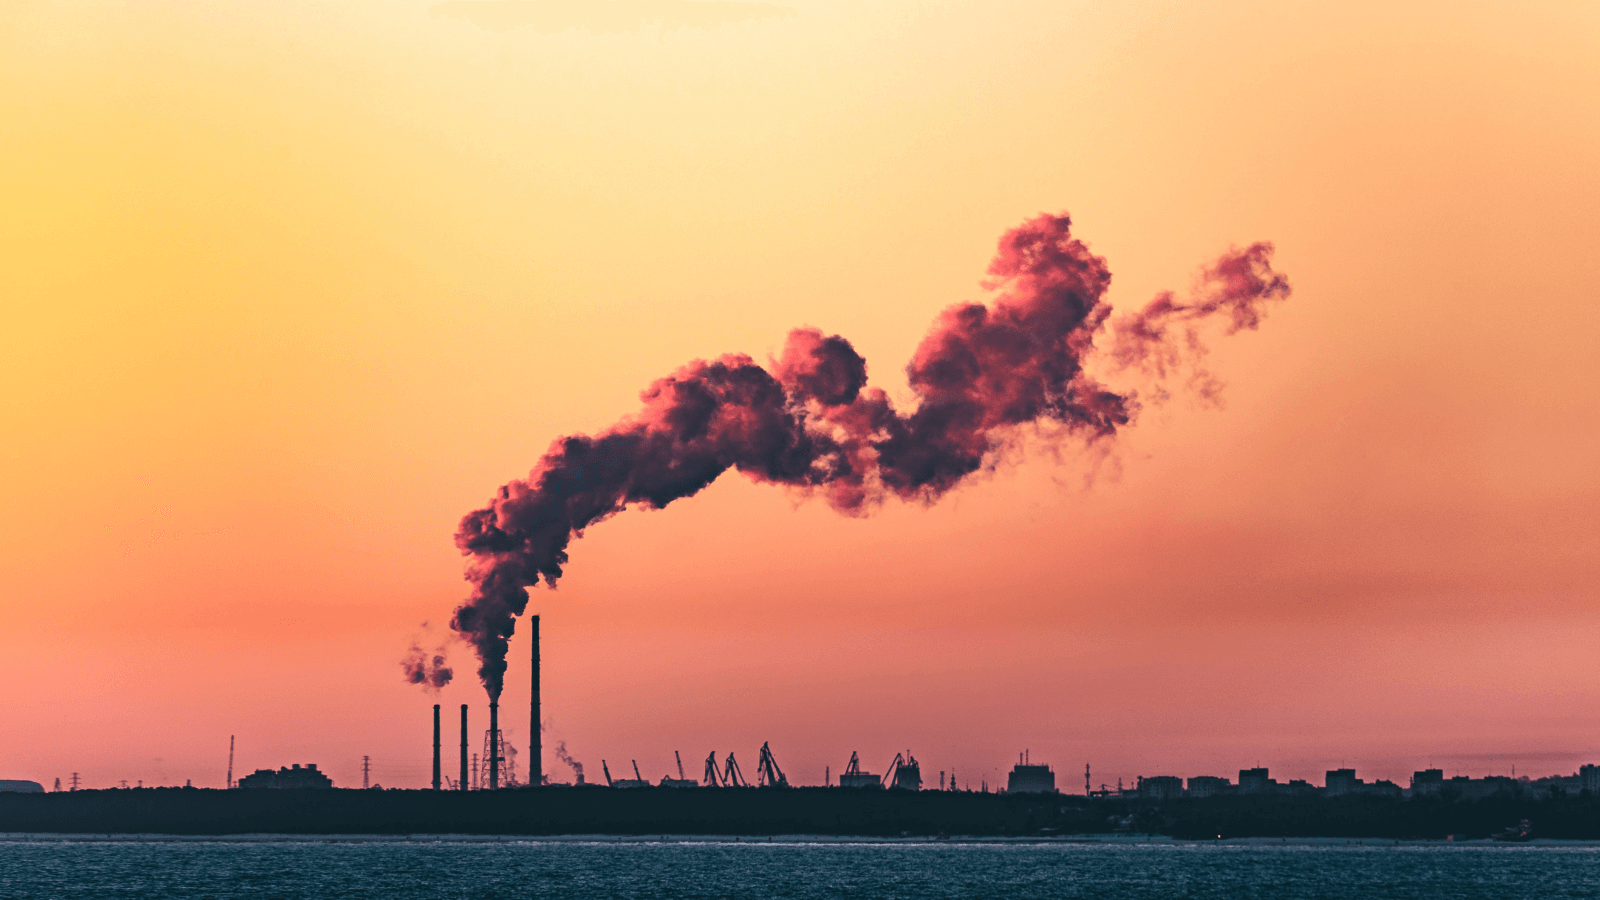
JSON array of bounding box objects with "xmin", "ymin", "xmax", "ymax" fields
[{"xmin": 3, "ymin": 0, "xmax": 1598, "ymax": 793}]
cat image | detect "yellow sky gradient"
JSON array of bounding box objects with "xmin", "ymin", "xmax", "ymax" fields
[{"xmin": 3, "ymin": 0, "xmax": 1597, "ymax": 791}]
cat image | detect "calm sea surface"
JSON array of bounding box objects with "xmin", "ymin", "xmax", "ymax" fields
[{"xmin": 2, "ymin": 837, "xmax": 1597, "ymax": 899}]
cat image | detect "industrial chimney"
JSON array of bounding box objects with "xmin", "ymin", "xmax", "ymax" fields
[
  {"xmin": 459, "ymin": 704, "xmax": 468, "ymax": 790},
  {"xmin": 530, "ymin": 614, "xmax": 541, "ymax": 787},
  {"xmin": 432, "ymin": 704, "xmax": 441, "ymax": 790},
  {"xmin": 488, "ymin": 701, "xmax": 500, "ymax": 789}
]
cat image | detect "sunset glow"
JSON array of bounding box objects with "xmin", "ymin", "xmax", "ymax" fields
[{"xmin": 3, "ymin": 0, "xmax": 1596, "ymax": 794}]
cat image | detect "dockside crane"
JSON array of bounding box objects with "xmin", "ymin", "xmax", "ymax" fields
[
  {"xmin": 721, "ymin": 752, "xmax": 747, "ymax": 787},
  {"xmin": 703, "ymin": 751, "xmax": 722, "ymax": 786},
  {"xmin": 675, "ymin": 751, "xmax": 686, "ymax": 781},
  {"xmin": 884, "ymin": 752, "xmax": 903, "ymax": 787},
  {"xmin": 756, "ymin": 742, "xmax": 790, "ymax": 788},
  {"xmin": 601, "ymin": 760, "xmax": 613, "ymax": 787},
  {"xmin": 632, "ymin": 760, "xmax": 644, "ymax": 783}
]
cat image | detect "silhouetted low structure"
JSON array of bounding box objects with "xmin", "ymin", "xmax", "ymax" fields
[
  {"xmin": 236, "ymin": 764, "xmax": 333, "ymax": 790},
  {"xmin": 1007, "ymin": 764, "xmax": 1056, "ymax": 794},
  {"xmin": 0, "ymin": 780, "xmax": 44, "ymax": 793},
  {"xmin": 3, "ymin": 785, "xmax": 1599, "ymax": 838}
]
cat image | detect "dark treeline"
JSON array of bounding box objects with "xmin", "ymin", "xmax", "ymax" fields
[{"xmin": 2, "ymin": 787, "xmax": 1597, "ymax": 839}]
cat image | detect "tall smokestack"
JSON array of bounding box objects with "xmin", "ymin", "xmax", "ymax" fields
[
  {"xmin": 432, "ymin": 704, "xmax": 441, "ymax": 791},
  {"xmin": 459, "ymin": 704, "xmax": 468, "ymax": 791},
  {"xmin": 530, "ymin": 615, "xmax": 541, "ymax": 787},
  {"xmin": 488, "ymin": 701, "xmax": 500, "ymax": 790}
]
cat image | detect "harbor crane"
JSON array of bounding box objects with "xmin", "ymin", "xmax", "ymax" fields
[
  {"xmin": 721, "ymin": 752, "xmax": 747, "ymax": 787},
  {"xmin": 703, "ymin": 751, "xmax": 722, "ymax": 786},
  {"xmin": 756, "ymin": 742, "xmax": 790, "ymax": 788}
]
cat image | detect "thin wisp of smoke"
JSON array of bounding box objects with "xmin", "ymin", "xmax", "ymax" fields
[
  {"xmin": 555, "ymin": 740, "xmax": 584, "ymax": 781},
  {"xmin": 400, "ymin": 642, "xmax": 453, "ymax": 692},
  {"xmin": 446, "ymin": 212, "xmax": 1290, "ymax": 697}
]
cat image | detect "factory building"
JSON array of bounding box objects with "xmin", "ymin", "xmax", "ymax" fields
[
  {"xmin": 237, "ymin": 764, "xmax": 333, "ymax": 790},
  {"xmin": 890, "ymin": 754, "xmax": 922, "ymax": 790},
  {"xmin": 1006, "ymin": 752, "xmax": 1056, "ymax": 794}
]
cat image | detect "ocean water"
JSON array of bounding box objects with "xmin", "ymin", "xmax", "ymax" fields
[{"xmin": 1, "ymin": 837, "xmax": 1597, "ymax": 899}]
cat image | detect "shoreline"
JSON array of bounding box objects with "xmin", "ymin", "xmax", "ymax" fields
[{"xmin": 3, "ymin": 832, "xmax": 1599, "ymax": 847}]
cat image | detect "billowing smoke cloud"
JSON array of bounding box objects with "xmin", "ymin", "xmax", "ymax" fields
[
  {"xmin": 450, "ymin": 212, "xmax": 1290, "ymax": 697},
  {"xmin": 555, "ymin": 740, "xmax": 584, "ymax": 783},
  {"xmin": 400, "ymin": 641, "xmax": 453, "ymax": 692}
]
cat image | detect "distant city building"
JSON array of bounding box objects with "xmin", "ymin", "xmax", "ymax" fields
[
  {"xmin": 0, "ymin": 780, "xmax": 44, "ymax": 793},
  {"xmin": 1097, "ymin": 762, "xmax": 1600, "ymax": 805},
  {"xmin": 1137, "ymin": 776, "xmax": 1184, "ymax": 801},
  {"xmin": 1439, "ymin": 775, "xmax": 1517, "ymax": 801},
  {"xmin": 1186, "ymin": 776, "xmax": 1231, "ymax": 798},
  {"xmin": 1007, "ymin": 764, "xmax": 1056, "ymax": 794},
  {"xmin": 236, "ymin": 764, "xmax": 333, "ymax": 790},
  {"xmin": 1325, "ymin": 768, "xmax": 1360, "ymax": 796},
  {"xmin": 1411, "ymin": 769, "xmax": 1444, "ymax": 796},
  {"xmin": 1238, "ymin": 768, "xmax": 1276, "ymax": 794},
  {"xmin": 1283, "ymin": 779, "xmax": 1318, "ymax": 797},
  {"xmin": 1367, "ymin": 779, "xmax": 1403, "ymax": 798}
]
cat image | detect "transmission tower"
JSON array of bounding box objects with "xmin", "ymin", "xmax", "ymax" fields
[
  {"xmin": 227, "ymin": 736, "xmax": 235, "ymax": 790},
  {"xmin": 362, "ymin": 756, "xmax": 371, "ymax": 790},
  {"xmin": 69, "ymin": 773, "xmax": 80, "ymax": 792},
  {"xmin": 482, "ymin": 729, "xmax": 510, "ymax": 790}
]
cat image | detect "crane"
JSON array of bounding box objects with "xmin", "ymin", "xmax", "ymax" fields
[
  {"xmin": 675, "ymin": 751, "xmax": 686, "ymax": 781},
  {"xmin": 601, "ymin": 760, "xmax": 613, "ymax": 787},
  {"xmin": 631, "ymin": 760, "xmax": 643, "ymax": 782},
  {"xmin": 703, "ymin": 751, "xmax": 722, "ymax": 786},
  {"xmin": 884, "ymin": 752, "xmax": 904, "ymax": 788},
  {"xmin": 755, "ymin": 742, "xmax": 789, "ymax": 788},
  {"xmin": 721, "ymin": 752, "xmax": 747, "ymax": 787}
]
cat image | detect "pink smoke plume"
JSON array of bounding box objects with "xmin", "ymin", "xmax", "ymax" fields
[{"xmin": 447, "ymin": 212, "xmax": 1289, "ymax": 697}]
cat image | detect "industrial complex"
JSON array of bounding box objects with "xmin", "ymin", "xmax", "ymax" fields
[{"xmin": 7, "ymin": 615, "xmax": 1600, "ymax": 840}]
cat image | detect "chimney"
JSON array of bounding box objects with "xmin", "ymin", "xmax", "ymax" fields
[
  {"xmin": 432, "ymin": 704, "xmax": 442, "ymax": 791},
  {"xmin": 489, "ymin": 701, "xmax": 500, "ymax": 790},
  {"xmin": 530, "ymin": 614, "xmax": 542, "ymax": 787},
  {"xmin": 459, "ymin": 704, "xmax": 468, "ymax": 791}
]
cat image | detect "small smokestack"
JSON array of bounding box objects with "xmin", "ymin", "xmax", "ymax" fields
[
  {"xmin": 530, "ymin": 615, "xmax": 541, "ymax": 787},
  {"xmin": 459, "ymin": 704, "xmax": 468, "ymax": 791},
  {"xmin": 489, "ymin": 701, "xmax": 500, "ymax": 790},
  {"xmin": 432, "ymin": 704, "xmax": 442, "ymax": 790}
]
